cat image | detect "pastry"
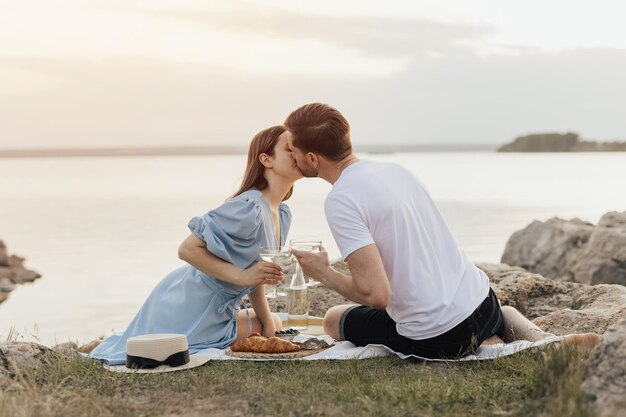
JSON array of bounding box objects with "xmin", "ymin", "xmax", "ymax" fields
[{"xmin": 230, "ymin": 336, "xmax": 300, "ymax": 353}]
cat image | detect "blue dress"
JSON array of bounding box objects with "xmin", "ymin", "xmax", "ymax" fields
[{"xmin": 90, "ymin": 189, "xmax": 292, "ymax": 365}]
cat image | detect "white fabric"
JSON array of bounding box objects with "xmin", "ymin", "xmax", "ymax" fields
[
  {"xmin": 194, "ymin": 334, "xmax": 563, "ymax": 362},
  {"xmin": 324, "ymin": 160, "xmax": 490, "ymax": 339}
]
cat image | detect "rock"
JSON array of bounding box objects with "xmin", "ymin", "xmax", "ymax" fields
[
  {"xmin": 478, "ymin": 262, "xmax": 626, "ymax": 335},
  {"xmin": 0, "ymin": 267, "xmax": 14, "ymax": 279},
  {"xmin": 0, "ymin": 277, "xmax": 15, "ymax": 292},
  {"xmin": 0, "ymin": 241, "xmax": 8, "ymax": 266},
  {"xmin": 330, "ymin": 258, "xmax": 351, "ymax": 276},
  {"xmin": 501, "ymin": 218, "xmax": 593, "ymax": 281},
  {"xmin": 582, "ymin": 315, "xmax": 626, "ymax": 417},
  {"xmin": 0, "ymin": 342, "xmax": 55, "ymax": 378},
  {"xmin": 501, "ymin": 212, "xmax": 626, "ymax": 286},
  {"xmin": 10, "ymin": 268, "xmax": 41, "ymax": 284},
  {"xmin": 52, "ymin": 341, "xmax": 79, "ymax": 358},
  {"xmin": 0, "ymin": 241, "xmax": 41, "ymax": 305},
  {"xmin": 599, "ymin": 211, "xmax": 626, "ymax": 228},
  {"xmin": 568, "ymin": 212, "xmax": 626, "ymax": 285}
]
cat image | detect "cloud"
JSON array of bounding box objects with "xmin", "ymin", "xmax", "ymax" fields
[
  {"xmin": 135, "ymin": 6, "xmax": 497, "ymax": 59},
  {"xmin": 3, "ymin": 45, "xmax": 626, "ymax": 149},
  {"xmin": 2, "ymin": 3, "xmax": 626, "ymax": 148}
]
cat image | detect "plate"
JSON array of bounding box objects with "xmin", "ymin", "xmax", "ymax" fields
[{"xmin": 225, "ymin": 346, "xmax": 330, "ymax": 359}]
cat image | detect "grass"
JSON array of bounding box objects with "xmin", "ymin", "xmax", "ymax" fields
[{"xmin": 0, "ymin": 347, "xmax": 593, "ymax": 417}]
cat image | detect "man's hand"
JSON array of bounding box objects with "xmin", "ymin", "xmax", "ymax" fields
[
  {"xmin": 292, "ymin": 243, "xmax": 392, "ymax": 308},
  {"xmin": 290, "ymin": 246, "xmax": 332, "ymax": 284}
]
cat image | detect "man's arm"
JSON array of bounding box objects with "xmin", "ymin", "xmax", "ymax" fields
[{"xmin": 291, "ymin": 244, "xmax": 392, "ymax": 308}]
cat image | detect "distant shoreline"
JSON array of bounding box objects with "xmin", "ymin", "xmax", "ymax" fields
[{"xmin": 0, "ymin": 144, "xmax": 497, "ymax": 158}]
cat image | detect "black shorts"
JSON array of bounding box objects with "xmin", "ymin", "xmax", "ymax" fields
[{"xmin": 339, "ymin": 288, "xmax": 504, "ymax": 359}]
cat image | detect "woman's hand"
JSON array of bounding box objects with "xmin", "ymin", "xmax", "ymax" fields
[
  {"xmin": 262, "ymin": 323, "xmax": 278, "ymax": 338},
  {"xmin": 237, "ymin": 262, "xmax": 284, "ymax": 287}
]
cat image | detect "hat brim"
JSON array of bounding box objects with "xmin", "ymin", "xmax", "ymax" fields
[{"xmin": 103, "ymin": 354, "xmax": 209, "ymax": 374}]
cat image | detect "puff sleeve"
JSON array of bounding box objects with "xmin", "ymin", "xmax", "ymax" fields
[{"xmin": 187, "ymin": 192, "xmax": 263, "ymax": 269}]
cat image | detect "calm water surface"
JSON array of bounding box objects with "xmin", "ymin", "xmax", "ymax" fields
[{"xmin": 0, "ymin": 152, "xmax": 624, "ymax": 345}]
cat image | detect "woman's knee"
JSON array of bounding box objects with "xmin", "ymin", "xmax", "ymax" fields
[
  {"xmin": 271, "ymin": 313, "xmax": 283, "ymax": 331},
  {"xmin": 235, "ymin": 310, "xmax": 261, "ymax": 340}
]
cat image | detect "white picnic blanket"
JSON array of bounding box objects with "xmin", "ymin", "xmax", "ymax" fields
[{"xmin": 194, "ymin": 334, "xmax": 563, "ymax": 362}]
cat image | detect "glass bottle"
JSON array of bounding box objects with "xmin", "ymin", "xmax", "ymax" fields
[{"xmin": 287, "ymin": 260, "xmax": 309, "ymax": 329}]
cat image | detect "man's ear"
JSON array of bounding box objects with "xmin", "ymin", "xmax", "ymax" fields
[
  {"xmin": 259, "ymin": 153, "xmax": 272, "ymax": 168},
  {"xmin": 307, "ymin": 152, "xmax": 319, "ymax": 168}
]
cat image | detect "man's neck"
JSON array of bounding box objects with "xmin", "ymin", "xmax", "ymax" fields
[{"xmin": 319, "ymin": 154, "xmax": 360, "ymax": 185}]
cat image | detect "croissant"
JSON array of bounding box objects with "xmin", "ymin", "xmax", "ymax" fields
[{"xmin": 230, "ymin": 336, "xmax": 300, "ymax": 353}]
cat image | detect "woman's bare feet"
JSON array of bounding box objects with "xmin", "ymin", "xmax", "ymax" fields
[
  {"xmin": 78, "ymin": 338, "xmax": 103, "ymax": 354},
  {"xmin": 560, "ymin": 333, "xmax": 602, "ymax": 354}
]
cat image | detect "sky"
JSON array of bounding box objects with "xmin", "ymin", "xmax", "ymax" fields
[{"xmin": 2, "ymin": 0, "xmax": 626, "ymax": 149}]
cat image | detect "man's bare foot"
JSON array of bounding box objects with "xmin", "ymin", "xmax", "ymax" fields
[
  {"xmin": 78, "ymin": 339, "xmax": 103, "ymax": 354},
  {"xmin": 480, "ymin": 335, "xmax": 504, "ymax": 346},
  {"xmin": 560, "ymin": 333, "xmax": 602, "ymax": 354}
]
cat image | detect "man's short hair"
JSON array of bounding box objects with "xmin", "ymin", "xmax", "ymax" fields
[{"xmin": 284, "ymin": 103, "xmax": 352, "ymax": 161}]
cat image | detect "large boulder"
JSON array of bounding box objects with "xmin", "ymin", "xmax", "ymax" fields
[
  {"xmin": 568, "ymin": 212, "xmax": 626, "ymax": 285},
  {"xmin": 501, "ymin": 212, "xmax": 626, "ymax": 286},
  {"xmin": 582, "ymin": 315, "xmax": 626, "ymax": 417},
  {"xmin": 500, "ymin": 218, "xmax": 593, "ymax": 281},
  {"xmin": 477, "ymin": 262, "xmax": 626, "ymax": 335}
]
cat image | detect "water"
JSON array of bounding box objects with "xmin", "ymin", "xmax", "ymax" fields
[
  {"xmin": 287, "ymin": 286, "xmax": 309, "ymax": 330},
  {"xmin": 0, "ymin": 152, "xmax": 625, "ymax": 345}
]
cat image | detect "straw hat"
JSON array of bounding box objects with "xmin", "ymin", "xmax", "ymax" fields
[{"xmin": 103, "ymin": 334, "xmax": 209, "ymax": 373}]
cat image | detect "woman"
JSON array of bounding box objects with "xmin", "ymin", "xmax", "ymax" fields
[{"xmin": 89, "ymin": 126, "xmax": 303, "ymax": 365}]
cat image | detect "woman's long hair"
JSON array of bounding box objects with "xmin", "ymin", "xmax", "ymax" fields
[{"xmin": 232, "ymin": 125, "xmax": 293, "ymax": 201}]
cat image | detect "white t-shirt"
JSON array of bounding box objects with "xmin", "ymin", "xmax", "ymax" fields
[{"xmin": 325, "ymin": 160, "xmax": 489, "ymax": 340}]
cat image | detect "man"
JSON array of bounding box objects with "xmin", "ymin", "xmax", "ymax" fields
[{"xmin": 286, "ymin": 103, "xmax": 600, "ymax": 358}]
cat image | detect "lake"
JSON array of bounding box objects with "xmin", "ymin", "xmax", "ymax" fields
[{"xmin": 1, "ymin": 152, "xmax": 624, "ymax": 345}]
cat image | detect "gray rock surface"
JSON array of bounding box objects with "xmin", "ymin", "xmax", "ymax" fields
[
  {"xmin": 569, "ymin": 212, "xmax": 626, "ymax": 285},
  {"xmin": 0, "ymin": 277, "xmax": 15, "ymax": 292},
  {"xmin": 51, "ymin": 341, "xmax": 80, "ymax": 358},
  {"xmin": 477, "ymin": 262, "xmax": 626, "ymax": 335},
  {"xmin": 582, "ymin": 315, "xmax": 626, "ymax": 417},
  {"xmin": 501, "ymin": 212, "xmax": 626, "ymax": 286},
  {"xmin": 0, "ymin": 342, "xmax": 54, "ymax": 378},
  {"xmin": 0, "ymin": 241, "xmax": 8, "ymax": 266},
  {"xmin": 0, "ymin": 240, "xmax": 41, "ymax": 305}
]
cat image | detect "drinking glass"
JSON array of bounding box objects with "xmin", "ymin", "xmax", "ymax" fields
[
  {"xmin": 289, "ymin": 238, "xmax": 323, "ymax": 287},
  {"xmin": 258, "ymin": 245, "xmax": 289, "ymax": 298}
]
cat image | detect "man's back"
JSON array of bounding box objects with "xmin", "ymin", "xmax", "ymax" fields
[{"xmin": 325, "ymin": 160, "xmax": 489, "ymax": 339}]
